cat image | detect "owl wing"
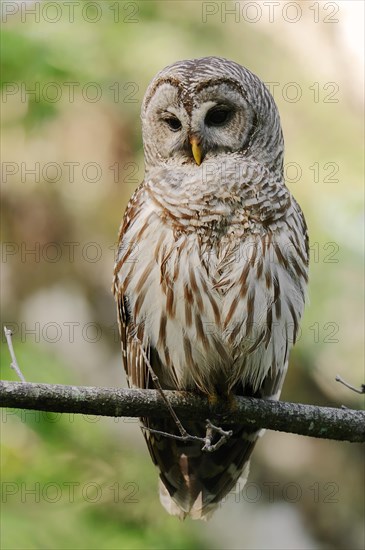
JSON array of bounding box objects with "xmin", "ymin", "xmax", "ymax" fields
[{"xmin": 113, "ymin": 184, "xmax": 151, "ymax": 390}]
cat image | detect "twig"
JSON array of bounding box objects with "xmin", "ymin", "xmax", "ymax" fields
[
  {"xmin": 202, "ymin": 420, "xmax": 233, "ymax": 452},
  {"xmin": 3, "ymin": 327, "xmax": 26, "ymax": 383},
  {"xmin": 135, "ymin": 338, "xmax": 232, "ymax": 451},
  {"xmin": 141, "ymin": 425, "xmax": 202, "ymax": 443},
  {"xmin": 141, "ymin": 420, "xmax": 233, "ymax": 451},
  {"xmin": 336, "ymin": 375, "xmax": 365, "ymax": 395},
  {"xmin": 136, "ymin": 338, "xmax": 189, "ymax": 439},
  {"xmin": 1, "ymin": 381, "xmax": 364, "ymax": 443}
]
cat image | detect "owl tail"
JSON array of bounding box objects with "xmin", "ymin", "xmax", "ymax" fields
[
  {"xmin": 143, "ymin": 418, "xmax": 257, "ymax": 520},
  {"xmin": 158, "ymin": 461, "xmax": 251, "ymax": 520}
]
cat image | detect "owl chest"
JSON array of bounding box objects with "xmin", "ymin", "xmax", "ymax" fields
[
  {"xmin": 119, "ymin": 206, "xmax": 304, "ymax": 391},
  {"xmin": 123, "ymin": 217, "xmax": 235, "ymax": 320},
  {"xmin": 125, "ymin": 223, "xmax": 261, "ymax": 337}
]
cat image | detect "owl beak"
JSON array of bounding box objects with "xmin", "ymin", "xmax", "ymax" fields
[{"xmin": 190, "ymin": 136, "xmax": 202, "ymax": 165}]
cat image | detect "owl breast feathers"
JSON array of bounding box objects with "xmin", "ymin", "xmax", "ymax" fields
[{"xmin": 113, "ymin": 56, "xmax": 309, "ymax": 520}]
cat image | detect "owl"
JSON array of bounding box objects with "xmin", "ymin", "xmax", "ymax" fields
[{"xmin": 113, "ymin": 57, "xmax": 309, "ymax": 520}]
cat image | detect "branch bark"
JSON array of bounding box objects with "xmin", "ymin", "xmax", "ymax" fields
[{"xmin": 1, "ymin": 380, "xmax": 364, "ymax": 443}]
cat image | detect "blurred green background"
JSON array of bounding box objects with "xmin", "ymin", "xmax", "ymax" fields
[{"xmin": 1, "ymin": 1, "xmax": 364, "ymax": 549}]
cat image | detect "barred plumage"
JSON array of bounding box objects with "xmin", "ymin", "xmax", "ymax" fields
[{"xmin": 113, "ymin": 57, "xmax": 309, "ymax": 520}]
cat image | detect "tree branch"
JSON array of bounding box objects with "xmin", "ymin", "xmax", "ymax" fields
[{"xmin": 1, "ymin": 380, "xmax": 364, "ymax": 443}]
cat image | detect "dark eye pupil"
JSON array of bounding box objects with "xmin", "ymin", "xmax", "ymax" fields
[
  {"xmin": 205, "ymin": 107, "xmax": 231, "ymax": 127},
  {"xmin": 164, "ymin": 116, "xmax": 181, "ymax": 131}
]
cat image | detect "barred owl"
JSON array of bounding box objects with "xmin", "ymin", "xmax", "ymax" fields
[{"xmin": 113, "ymin": 57, "xmax": 309, "ymax": 520}]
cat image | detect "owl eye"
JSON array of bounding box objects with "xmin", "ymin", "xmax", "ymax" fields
[
  {"xmin": 205, "ymin": 105, "xmax": 233, "ymax": 127},
  {"xmin": 163, "ymin": 115, "xmax": 182, "ymax": 132}
]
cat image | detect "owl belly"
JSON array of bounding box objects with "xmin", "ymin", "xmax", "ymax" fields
[{"xmin": 119, "ymin": 207, "xmax": 304, "ymax": 395}]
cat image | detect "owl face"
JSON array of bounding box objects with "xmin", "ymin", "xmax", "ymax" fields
[
  {"xmin": 141, "ymin": 57, "xmax": 284, "ymax": 174},
  {"xmin": 142, "ymin": 80, "xmax": 254, "ymax": 166}
]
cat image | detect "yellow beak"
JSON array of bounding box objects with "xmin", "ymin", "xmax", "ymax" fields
[{"xmin": 190, "ymin": 136, "xmax": 202, "ymax": 165}]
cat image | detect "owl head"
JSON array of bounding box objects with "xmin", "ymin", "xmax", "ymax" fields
[{"xmin": 141, "ymin": 57, "xmax": 284, "ymax": 175}]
